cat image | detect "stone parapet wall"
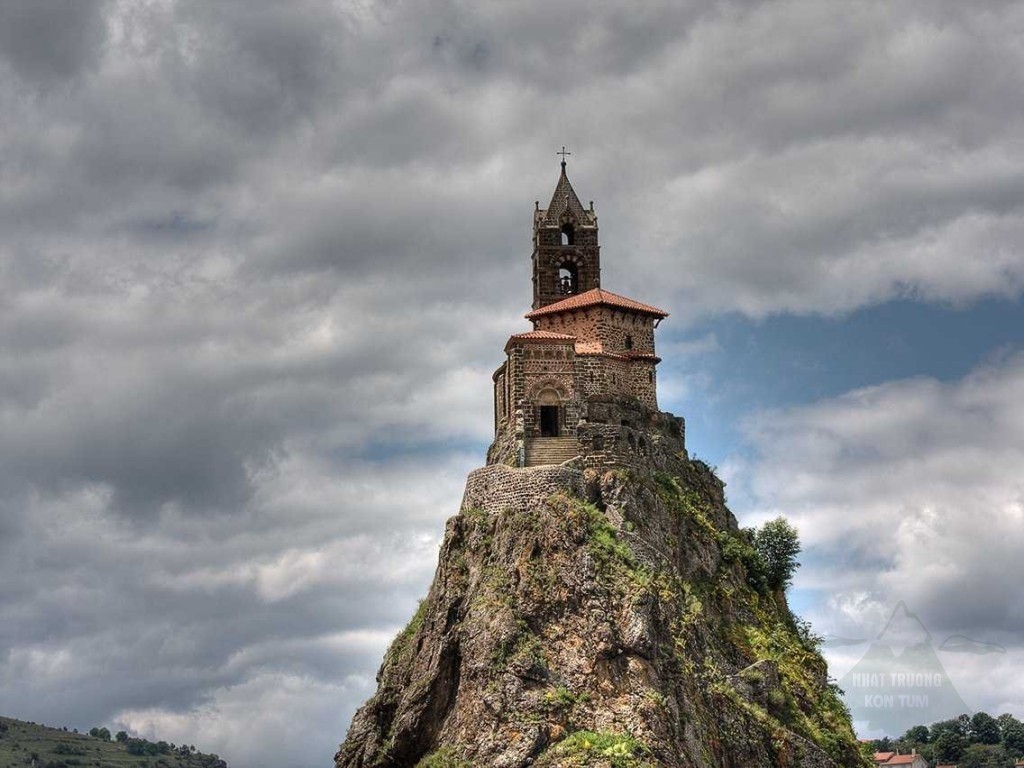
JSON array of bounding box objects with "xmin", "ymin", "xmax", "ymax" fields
[
  {"xmin": 576, "ymin": 396, "xmax": 686, "ymax": 472},
  {"xmin": 575, "ymin": 354, "xmax": 657, "ymax": 408},
  {"xmin": 460, "ymin": 463, "xmax": 585, "ymax": 515},
  {"xmin": 487, "ymin": 396, "xmax": 686, "ymax": 472}
]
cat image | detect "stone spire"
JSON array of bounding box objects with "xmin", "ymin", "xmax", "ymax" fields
[{"xmin": 541, "ymin": 161, "xmax": 596, "ymax": 228}]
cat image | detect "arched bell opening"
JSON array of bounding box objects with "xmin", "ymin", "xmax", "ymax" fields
[{"xmin": 557, "ymin": 262, "xmax": 579, "ymax": 295}]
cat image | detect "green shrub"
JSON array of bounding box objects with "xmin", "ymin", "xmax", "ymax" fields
[
  {"xmin": 414, "ymin": 746, "xmax": 472, "ymax": 767},
  {"xmin": 542, "ymin": 686, "xmax": 589, "ymax": 711},
  {"xmin": 553, "ymin": 730, "xmax": 651, "ymax": 767}
]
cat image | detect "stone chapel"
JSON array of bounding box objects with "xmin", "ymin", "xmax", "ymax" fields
[{"xmin": 487, "ymin": 160, "xmax": 685, "ymax": 468}]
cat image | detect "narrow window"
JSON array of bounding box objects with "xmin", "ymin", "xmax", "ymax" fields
[
  {"xmin": 560, "ymin": 223, "xmax": 575, "ymax": 245},
  {"xmin": 624, "ymin": 335, "xmax": 633, "ymax": 350}
]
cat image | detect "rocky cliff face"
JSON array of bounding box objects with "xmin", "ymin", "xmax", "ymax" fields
[{"xmin": 336, "ymin": 448, "xmax": 866, "ymax": 767}]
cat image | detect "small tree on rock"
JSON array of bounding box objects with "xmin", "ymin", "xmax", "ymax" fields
[{"xmin": 754, "ymin": 517, "xmax": 801, "ymax": 591}]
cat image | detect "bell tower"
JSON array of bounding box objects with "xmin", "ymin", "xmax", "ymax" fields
[{"xmin": 532, "ymin": 157, "xmax": 600, "ymax": 310}]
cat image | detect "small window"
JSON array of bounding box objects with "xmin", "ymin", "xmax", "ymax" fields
[
  {"xmin": 624, "ymin": 335, "xmax": 633, "ymax": 350},
  {"xmin": 560, "ymin": 223, "xmax": 575, "ymax": 245},
  {"xmin": 648, "ymin": 371, "xmax": 654, "ymax": 383}
]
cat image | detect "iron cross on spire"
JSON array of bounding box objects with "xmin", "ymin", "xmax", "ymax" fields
[{"xmin": 557, "ymin": 146, "xmax": 571, "ymax": 169}]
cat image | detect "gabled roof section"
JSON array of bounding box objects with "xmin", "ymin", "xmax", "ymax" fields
[
  {"xmin": 537, "ymin": 163, "xmax": 597, "ymax": 228},
  {"xmin": 508, "ymin": 330, "xmax": 577, "ymax": 341},
  {"xmin": 504, "ymin": 329, "xmax": 576, "ymax": 353},
  {"xmin": 525, "ymin": 288, "xmax": 669, "ymax": 320}
]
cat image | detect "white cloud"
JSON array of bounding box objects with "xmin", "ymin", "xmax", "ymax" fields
[
  {"xmin": 116, "ymin": 672, "xmax": 372, "ymax": 768},
  {"xmin": 735, "ymin": 353, "xmax": 1024, "ymax": 724}
]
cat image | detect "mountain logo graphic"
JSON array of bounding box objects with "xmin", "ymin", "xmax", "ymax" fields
[{"xmin": 834, "ymin": 602, "xmax": 1002, "ymax": 733}]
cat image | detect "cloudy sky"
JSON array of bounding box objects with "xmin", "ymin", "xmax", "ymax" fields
[{"xmin": 1, "ymin": 0, "xmax": 1023, "ymax": 765}]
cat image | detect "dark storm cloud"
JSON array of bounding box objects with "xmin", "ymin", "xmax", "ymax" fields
[
  {"xmin": 0, "ymin": 0, "xmax": 109, "ymax": 84},
  {"xmin": 2, "ymin": 0, "xmax": 1023, "ymax": 765}
]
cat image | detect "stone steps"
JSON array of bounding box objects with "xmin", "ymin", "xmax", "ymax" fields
[{"xmin": 524, "ymin": 437, "xmax": 579, "ymax": 467}]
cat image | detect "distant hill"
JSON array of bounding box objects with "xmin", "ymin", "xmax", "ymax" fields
[{"xmin": 0, "ymin": 717, "xmax": 228, "ymax": 768}]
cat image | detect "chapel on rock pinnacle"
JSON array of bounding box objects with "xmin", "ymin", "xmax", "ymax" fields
[
  {"xmin": 336, "ymin": 156, "xmax": 865, "ymax": 768},
  {"xmin": 487, "ymin": 158, "xmax": 686, "ymax": 469}
]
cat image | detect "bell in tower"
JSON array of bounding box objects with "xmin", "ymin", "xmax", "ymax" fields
[{"xmin": 531, "ymin": 155, "xmax": 600, "ymax": 310}]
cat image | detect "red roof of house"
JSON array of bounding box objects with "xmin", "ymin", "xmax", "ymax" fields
[
  {"xmin": 873, "ymin": 754, "xmax": 896, "ymax": 764},
  {"xmin": 882, "ymin": 757, "xmax": 919, "ymax": 765},
  {"xmin": 525, "ymin": 288, "xmax": 668, "ymax": 320}
]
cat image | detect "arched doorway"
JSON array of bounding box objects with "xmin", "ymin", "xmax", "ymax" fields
[{"xmin": 537, "ymin": 388, "xmax": 561, "ymax": 437}]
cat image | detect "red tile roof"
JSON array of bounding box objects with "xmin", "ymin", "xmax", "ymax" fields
[
  {"xmin": 525, "ymin": 288, "xmax": 669, "ymax": 320},
  {"xmin": 881, "ymin": 757, "xmax": 920, "ymax": 765},
  {"xmin": 873, "ymin": 754, "xmax": 896, "ymax": 763},
  {"xmin": 507, "ymin": 330, "xmax": 577, "ymax": 342}
]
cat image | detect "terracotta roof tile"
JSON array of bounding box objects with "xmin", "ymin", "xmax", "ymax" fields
[
  {"xmin": 507, "ymin": 330, "xmax": 577, "ymax": 341},
  {"xmin": 525, "ymin": 288, "xmax": 669, "ymax": 319}
]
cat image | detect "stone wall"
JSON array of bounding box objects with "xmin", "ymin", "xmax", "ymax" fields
[
  {"xmin": 534, "ymin": 307, "xmax": 655, "ymax": 356},
  {"xmin": 460, "ymin": 463, "xmax": 586, "ymax": 515},
  {"xmin": 600, "ymin": 309, "xmax": 655, "ymax": 354},
  {"xmin": 532, "ymin": 306, "xmax": 659, "ymax": 408},
  {"xmin": 505, "ymin": 339, "xmax": 580, "ymax": 439},
  {"xmin": 575, "ymin": 354, "xmax": 658, "ymax": 408},
  {"xmin": 486, "ymin": 394, "xmax": 686, "ymax": 474},
  {"xmin": 492, "ymin": 362, "xmax": 508, "ymax": 432},
  {"xmin": 576, "ymin": 396, "xmax": 686, "ymax": 471},
  {"xmin": 535, "ymin": 310, "xmax": 600, "ymax": 350}
]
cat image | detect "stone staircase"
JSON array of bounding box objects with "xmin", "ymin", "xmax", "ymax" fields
[{"xmin": 524, "ymin": 436, "xmax": 579, "ymax": 467}]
